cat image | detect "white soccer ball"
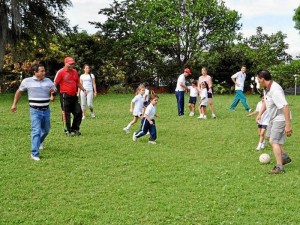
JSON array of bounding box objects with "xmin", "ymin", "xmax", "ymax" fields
[{"xmin": 259, "ymin": 153, "xmax": 271, "ymax": 164}]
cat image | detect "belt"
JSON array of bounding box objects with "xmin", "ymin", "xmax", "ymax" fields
[{"xmin": 30, "ymin": 105, "xmax": 49, "ymax": 111}]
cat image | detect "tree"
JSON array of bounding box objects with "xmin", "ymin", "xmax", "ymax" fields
[
  {"xmin": 293, "ymin": 5, "xmax": 300, "ymax": 32},
  {"xmin": 0, "ymin": 0, "xmax": 72, "ymax": 72},
  {"xmin": 92, "ymin": 0, "xmax": 241, "ymax": 86}
]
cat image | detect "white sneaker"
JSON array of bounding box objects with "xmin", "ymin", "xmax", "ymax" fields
[
  {"xmin": 256, "ymin": 144, "xmax": 262, "ymax": 151},
  {"xmin": 261, "ymin": 141, "xmax": 266, "ymax": 149},
  {"xmin": 203, "ymin": 115, "xmax": 207, "ymax": 119},
  {"xmin": 148, "ymin": 141, "xmax": 156, "ymax": 144},
  {"xmin": 91, "ymin": 113, "xmax": 95, "ymax": 118},
  {"xmin": 132, "ymin": 132, "xmax": 137, "ymax": 141},
  {"xmin": 189, "ymin": 112, "xmax": 194, "ymax": 116},
  {"xmin": 212, "ymin": 113, "xmax": 216, "ymax": 119},
  {"xmin": 31, "ymin": 154, "xmax": 40, "ymax": 161},
  {"xmin": 123, "ymin": 127, "xmax": 130, "ymax": 134},
  {"xmin": 82, "ymin": 116, "xmax": 86, "ymax": 120},
  {"xmin": 248, "ymin": 108, "xmax": 252, "ymax": 112},
  {"xmin": 39, "ymin": 143, "xmax": 44, "ymax": 150},
  {"xmin": 146, "ymin": 131, "xmax": 150, "ymax": 135}
]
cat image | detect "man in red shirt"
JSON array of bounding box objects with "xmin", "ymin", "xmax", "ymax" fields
[{"xmin": 54, "ymin": 57, "xmax": 87, "ymax": 136}]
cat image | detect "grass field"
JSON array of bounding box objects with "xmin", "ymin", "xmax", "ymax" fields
[{"xmin": 0, "ymin": 93, "xmax": 299, "ymax": 224}]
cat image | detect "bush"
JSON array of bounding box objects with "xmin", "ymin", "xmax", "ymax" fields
[{"xmin": 109, "ymin": 84, "xmax": 133, "ymax": 94}]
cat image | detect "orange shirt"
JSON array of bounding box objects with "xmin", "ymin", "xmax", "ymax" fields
[{"xmin": 54, "ymin": 68, "xmax": 79, "ymax": 96}]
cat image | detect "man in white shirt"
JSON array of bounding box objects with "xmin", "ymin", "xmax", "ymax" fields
[
  {"xmin": 175, "ymin": 68, "xmax": 191, "ymax": 116},
  {"xmin": 229, "ymin": 65, "xmax": 251, "ymax": 112},
  {"xmin": 256, "ymin": 69, "xmax": 292, "ymax": 174}
]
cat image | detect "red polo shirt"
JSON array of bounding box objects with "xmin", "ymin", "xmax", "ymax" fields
[{"xmin": 54, "ymin": 67, "xmax": 80, "ymax": 96}]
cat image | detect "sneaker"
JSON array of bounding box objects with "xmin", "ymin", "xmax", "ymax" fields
[
  {"xmin": 39, "ymin": 143, "xmax": 44, "ymax": 150},
  {"xmin": 72, "ymin": 130, "xmax": 81, "ymax": 136},
  {"xmin": 91, "ymin": 113, "xmax": 95, "ymax": 118},
  {"xmin": 148, "ymin": 141, "xmax": 157, "ymax": 144},
  {"xmin": 212, "ymin": 113, "xmax": 216, "ymax": 119},
  {"xmin": 82, "ymin": 116, "xmax": 86, "ymax": 120},
  {"xmin": 203, "ymin": 115, "xmax": 207, "ymax": 119},
  {"xmin": 132, "ymin": 132, "xmax": 137, "ymax": 141},
  {"xmin": 31, "ymin": 154, "xmax": 40, "ymax": 161},
  {"xmin": 65, "ymin": 131, "xmax": 74, "ymax": 137},
  {"xmin": 146, "ymin": 131, "xmax": 150, "ymax": 135},
  {"xmin": 256, "ymin": 143, "xmax": 262, "ymax": 151},
  {"xmin": 268, "ymin": 166, "xmax": 285, "ymax": 174},
  {"xmin": 248, "ymin": 108, "xmax": 252, "ymax": 112},
  {"xmin": 189, "ymin": 112, "xmax": 194, "ymax": 116},
  {"xmin": 282, "ymin": 156, "xmax": 292, "ymax": 165},
  {"xmin": 123, "ymin": 127, "xmax": 130, "ymax": 134}
]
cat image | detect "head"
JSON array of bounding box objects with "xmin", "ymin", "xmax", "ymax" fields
[
  {"xmin": 241, "ymin": 65, "xmax": 246, "ymax": 73},
  {"xmin": 83, "ymin": 64, "xmax": 90, "ymax": 74},
  {"xmin": 137, "ymin": 84, "xmax": 145, "ymax": 95},
  {"xmin": 184, "ymin": 68, "xmax": 191, "ymax": 76},
  {"xmin": 192, "ymin": 80, "xmax": 197, "ymax": 87},
  {"xmin": 201, "ymin": 67, "xmax": 207, "ymax": 75},
  {"xmin": 144, "ymin": 82, "xmax": 149, "ymax": 88},
  {"xmin": 256, "ymin": 69, "xmax": 272, "ymax": 89},
  {"xmin": 64, "ymin": 57, "xmax": 75, "ymax": 70},
  {"xmin": 201, "ymin": 81, "xmax": 209, "ymax": 89},
  {"xmin": 149, "ymin": 94, "xmax": 159, "ymax": 105},
  {"xmin": 32, "ymin": 64, "xmax": 46, "ymax": 80}
]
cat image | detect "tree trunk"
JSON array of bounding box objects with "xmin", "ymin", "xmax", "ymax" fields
[{"xmin": 0, "ymin": 1, "xmax": 9, "ymax": 72}]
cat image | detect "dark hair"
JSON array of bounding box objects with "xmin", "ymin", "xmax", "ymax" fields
[
  {"xmin": 257, "ymin": 69, "xmax": 272, "ymax": 81},
  {"xmin": 31, "ymin": 64, "xmax": 45, "ymax": 73},
  {"xmin": 192, "ymin": 80, "xmax": 197, "ymax": 85},
  {"xmin": 144, "ymin": 82, "xmax": 149, "ymax": 88},
  {"xmin": 201, "ymin": 81, "xmax": 209, "ymax": 90},
  {"xmin": 150, "ymin": 94, "xmax": 159, "ymax": 100}
]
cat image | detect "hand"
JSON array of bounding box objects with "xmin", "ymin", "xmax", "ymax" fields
[
  {"xmin": 94, "ymin": 92, "xmax": 97, "ymax": 97},
  {"xmin": 11, "ymin": 105, "xmax": 17, "ymax": 112},
  {"xmin": 285, "ymin": 125, "xmax": 292, "ymax": 137}
]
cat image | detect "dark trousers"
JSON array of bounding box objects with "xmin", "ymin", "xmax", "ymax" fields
[
  {"xmin": 135, "ymin": 118, "xmax": 157, "ymax": 141},
  {"xmin": 175, "ymin": 91, "xmax": 185, "ymax": 115},
  {"xmin": 60, "ymin": 93, "xmax": 82, "ymax": 132}
]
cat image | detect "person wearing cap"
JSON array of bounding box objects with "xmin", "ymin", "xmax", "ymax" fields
[
  {"xmin": 54, "ymin": 57, "xmax": 87, "ymax": 136},
  {"xmin": 175, "ymin": 68, "xmax": 191, "ymax": 116}
]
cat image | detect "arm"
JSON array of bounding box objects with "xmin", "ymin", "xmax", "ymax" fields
[
  {"xmin": 11, "ymin": 89, "xmax": 22, "ymax": 112},
  {"xmin": 256, "ymin": 101, "xmax": 266, "ymax": 124},
  {"xmin": 77, "ymin": 78, "xmax": 83, "ymax": 96},
  {"xmin": 92, "ymin": 78, "xmax": 97, "ymax": 97},
  {"xmin": 77, "ymin": 82, "xmax": 87, "ymax": 96},
  {"xmin": 145, "ymin": 114, "xmax": 154, "ymax": 125},
  {"xmin": 130, "ymin": 101, "xmax": 134, "ymax": 113},
  {"xmin": 231, "ymin": 74, "xmax": 240, "ymax": 87},
  {"xmin": 247, "ymin": 111, "xmax": 258, "ymax": 117},
  {"xmin": 283, "ymin": 105, "xmax": 292, "ymax": 136}
]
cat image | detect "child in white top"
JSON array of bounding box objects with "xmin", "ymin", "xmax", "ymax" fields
[
  {"xmin": 247, "ymin": 93, "xmax": 270, "ymax": 150},
  {"xmin": 187, "ymin": 80, "xmax": 198, "ymax": 116},
  {"xmin": 133, "ymin": 94, "xmax": 159, "ymax": 144},
  {"xmin": 77, "ymin": 64, "xmax": 97, "ymax": 119},
  {"xmin": 198, "ymin": 81, "xmax": 208, "ymax": 119},
  {"xmin": 123, "ymin": 84, "xmax": 145, "ymax": 133}
]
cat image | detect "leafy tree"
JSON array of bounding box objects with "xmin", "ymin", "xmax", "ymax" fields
[
  {"xmin": 293, "ymin": 5, "xmax": 300, "ymax": 32},
  {"xmin": 0, "ymin": 0, "xmax": 72, "ymax": 72},
  {"xmin": 92, "ymin": 0, "xmax": 241, "ymax": 87}
]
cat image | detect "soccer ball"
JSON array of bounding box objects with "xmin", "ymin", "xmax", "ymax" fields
[{"xmin": 259, "ymin": 153, "xmax": 270, "ymax": 164}]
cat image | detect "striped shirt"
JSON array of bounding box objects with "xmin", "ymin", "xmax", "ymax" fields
[{"xmin": 19, "ymin": 76, "xmax": 56, "ymax": 108}]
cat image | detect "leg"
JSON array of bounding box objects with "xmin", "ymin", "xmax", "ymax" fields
[
  {"xmin": 60, "ymin": 94, "xmax": 72, "ymax": 133},
  {"xmin": 135, "ymin": 118, "xmax": 149, "ymax": 139},
  {"xmin": 30, "ymin": 108, "xmax": 42, "ymax": 157},
  {"xmin": 237, "ymin": 90, "xmax": 251, "ymax": 111},
  {"xmin": 71, "ymin": 96, "xmax": 83, "ymax": 131},
  {"xmin": 80, "ymin": 91, "xmax": 87, "ymax": 118},
  {"xmin": 149, "ymin": 121, "xmax": 157, "ymax": 141},
  {"xmin": 230, "ymin": 91, "xmax": 240, "ymax": 110},
  {"xmin": 40, "ymin": 108, "xmax": 51, "ymax": 144},
  {"xmin": 87, "ymin": 91, "xmax": 94, "ymax": 113}
]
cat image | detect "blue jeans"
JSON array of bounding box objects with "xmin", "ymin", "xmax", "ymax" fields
[
  {"xmin": 135, "ymin": 118, "xmax": 157, "ymax": 141},
  {"xmin": 230, "ymin": 90, "xmax": 251, "ymax": 111},
  {"xmin": 175, "ymin": 91, "xmax": 185, "ymax": 115},
  {"xmin": 30, "ymin": 108, "xmax": 50, "ymax": 157}
]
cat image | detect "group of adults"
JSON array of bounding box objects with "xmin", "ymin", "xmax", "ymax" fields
[
  {"xmin": 11, "ymin": 57, "xmax": 96, "ymax": 161},
  {"xmin": 175, "ymin": 65, "xmax": 293, "ymax": 174}
]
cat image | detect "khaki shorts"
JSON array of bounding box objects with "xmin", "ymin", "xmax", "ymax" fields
[{"xmin": 266, "ymin": 121, "xmax": 286, "ymax": 144}]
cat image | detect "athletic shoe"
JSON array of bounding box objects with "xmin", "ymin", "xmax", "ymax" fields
[
  {"xmin": 82, "ymin": 116, "xmax": 86, "ymax": 120},
  {"xmin": 146, "ymin": 131, "xmax": 150, "ymax": 135},
  {"xmin": 256, "ymin": 143, "xmax": 262, "ymax": 151},
  {"xmin": 123, "ymin": 127, "xmax": 130, "ymax": 134},
  {"xmin": 282, "ymin": 156, "xmax": 292, "ymax": 165},
  {"xmin": 189, "ymin": 112, "xmax": 194, "ymax": 116},
  {"xmin": 148, "ymin": 141, "xmax": 157, "ymax": 144},
  {"xmin": 268, "ymin": 166, "xmax": 285, "ymax": 174},
  {"xmin": 132, "ymin": 132, "xmax": 137, "ymax": 141},
  {"xmin": 65, "ymin": 131, "xmax": 74, "ymax": 137},
  {"xmin": 31, "ymin": 154, "xmax": 40, "ymax": 161},
  {"xmin": 91, "ymin": 113, "xmax": 95, "ymax": 118},
  {"xmin": 248, "ymin": 108, "xmax": 252, "ymax": 112},
  {"xmin": 72, "ymin": 130, "xmax": 81, "ymax": 136},
  {"xmin": 203, "ymin": 115, "xmax": 207, "ymax": 119},
  {"xmin": 212, "ymin": 113, "xmax": 216, "ymax": 119},
  {"xmin": 39, "ymin": 143, "xmax": 44, "ymax": 150}
]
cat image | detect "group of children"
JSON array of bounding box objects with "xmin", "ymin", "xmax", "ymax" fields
[
  {"xmin": 187, "ymin": 80, "xmax": 210, "ymax": 119},
  {"xmin": 123, "ymin": 83, "xmax": 159, "ymax": 144}
]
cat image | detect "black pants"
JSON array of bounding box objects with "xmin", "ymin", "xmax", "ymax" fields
[{"xmin": 60, "ymin": 93, "xmax": 82, "ymax": 132}]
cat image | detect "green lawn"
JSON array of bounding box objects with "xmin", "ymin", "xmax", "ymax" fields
[{"xmin": 0, "ymin": 93, "xmax": 299, "ymax": 224}]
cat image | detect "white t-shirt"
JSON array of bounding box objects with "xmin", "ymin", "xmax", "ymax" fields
[
  {"xmin": 144, "ymin": 88, "xmax": 150, "ymax": 101},
  {"xmin": 80, "ymin": 74, "xmax": 95, "ymax": 91},
  {"xmin": 131, "ymin": 94, "xmax": 144, "ymax": 116},
  {"xmin": 264, "ymin": 81, "xmax": 288, "ymax": 122},
  {"xmin": 231, "ymin": 71, "xmax": 246, "ymax": 91},
  {"xmin": 175, "ymin": 74, "xmax": 186, "ymax": 91},
  {"xmin": 255, "ymin": 101, "xmax": 270, "ymax": 126},
  {"xmin": 200, "ymin": 88, "xmax": 208, "ymax": 106},
  {"xmin": 188, "ymin": 86, "xmax": 198, "ymax": 97},
  {"xmin": 145, "ymin": 103, "xmax": 156, "ymax": 119}
]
